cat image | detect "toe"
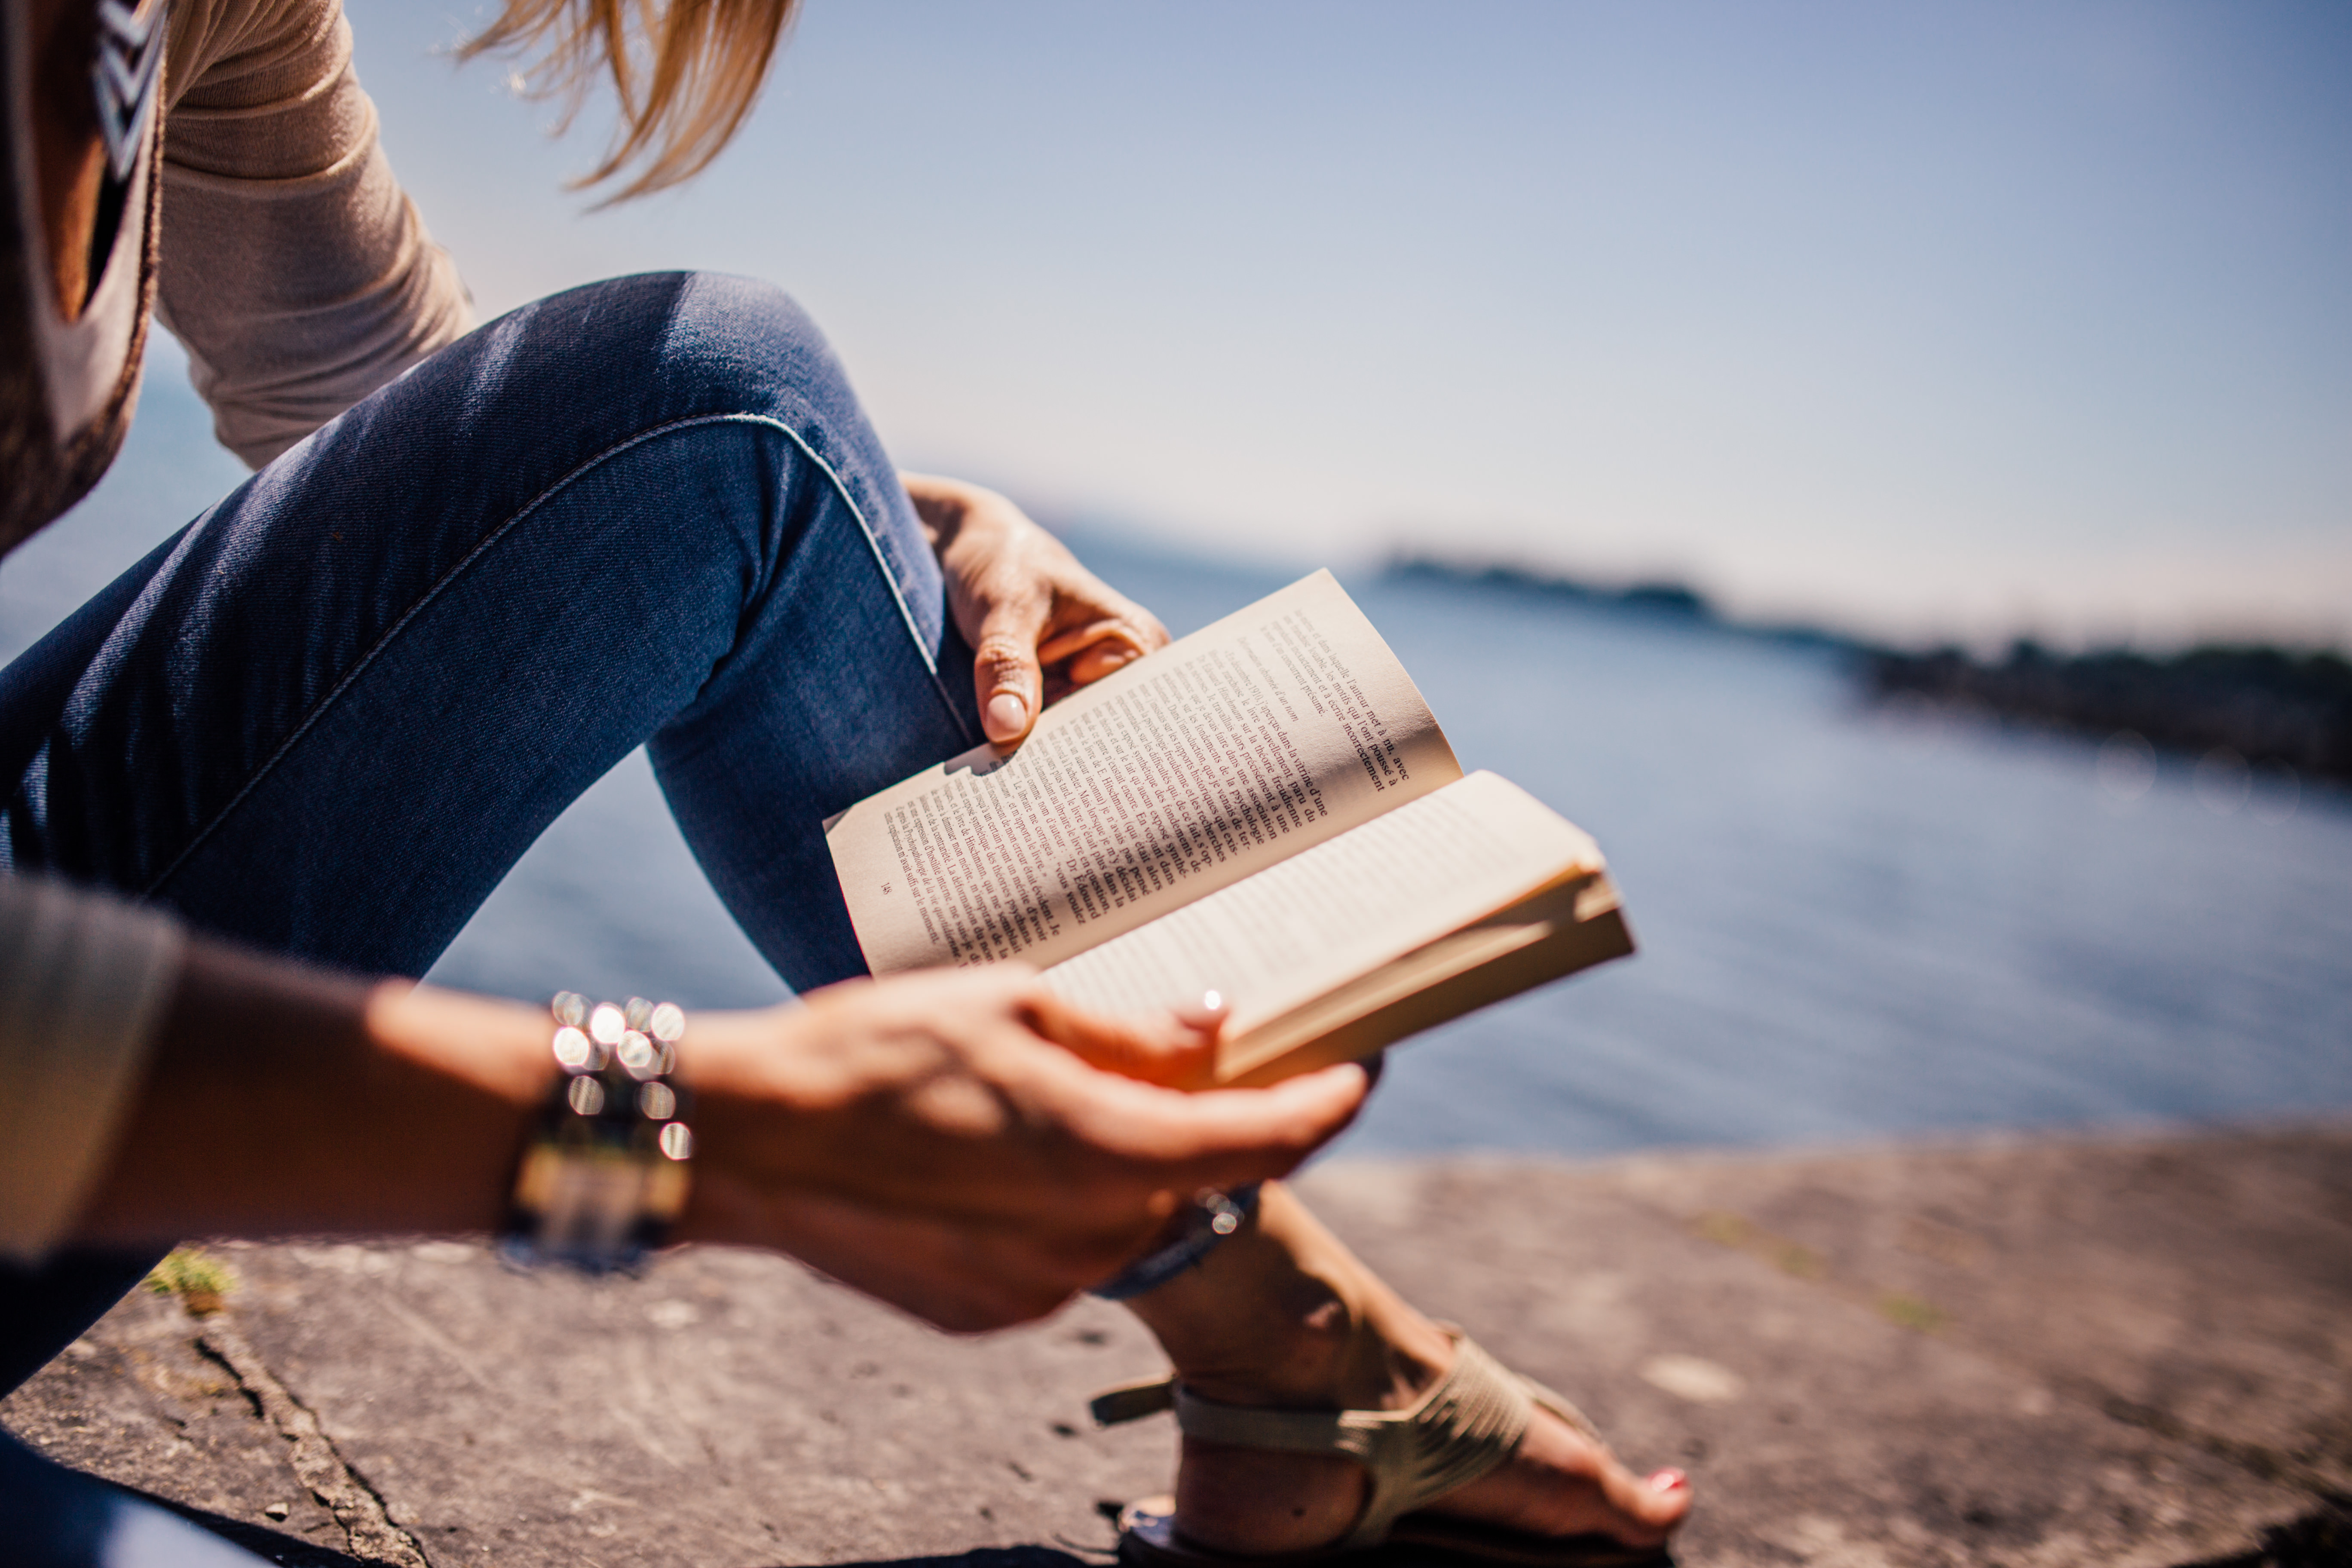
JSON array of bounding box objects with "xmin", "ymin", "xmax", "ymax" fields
[
  {"xmin": 1603, "ymin": 1461, "xmax": 1694, "ymax": 1541},
  {"xmin": 1445, "ymin": 1406, "xmax": 1695, "ymax": 1547},
  {"xmin": 1574, "ymin": 1440, "xmax": 1695, "ymax": 1545}
]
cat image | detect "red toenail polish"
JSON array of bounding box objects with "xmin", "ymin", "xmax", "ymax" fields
[{"xmin": 1648, "ymin": 1468, "xmax": 1688, "ymax": 1492}]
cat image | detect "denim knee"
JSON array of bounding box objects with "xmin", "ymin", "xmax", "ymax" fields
[
  {"xmin": 410, "ymin": 271, "xmax": 879, "ymax": 493},
  {"xmin": 537, "ymin": 273, "xmax": 867, "ymax": 465},
  {"xmin": 562, "ymin": 273, "xmax": 929, "ymax": 614},
  {"xmin": 427, "ymin": 270, "xmax": 942, "ymax": 642},
  {"xmin": 637, "ymin": 273, "xmax": 846, "ymax": 421}
]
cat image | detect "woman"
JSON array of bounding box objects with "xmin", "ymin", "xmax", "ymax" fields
[{"xmin": 0, "ymin": 0, "xmax": 1694, "ymax": 1562}]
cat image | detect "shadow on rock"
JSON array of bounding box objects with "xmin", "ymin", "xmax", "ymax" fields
[
  {"xmin": 2171, "ymin": 1509, "xmax": 2352, "ymax": 1568},
  {"xmin": 826, "ymin": 1552, "xmax": 1097, "ymax": 1568},
  {"xmin": 824, "ymin": 1547, "xmax": 1679, "ymax": 1568},
  {"xmin": 136, "ymin": 1486, "xmax": 372, "ymax": 1568}
]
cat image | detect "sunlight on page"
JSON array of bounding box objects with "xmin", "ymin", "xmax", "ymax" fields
[
  {"xmin": 1041, "ymin": 772, "xmax": 1600, "ymax": 1031},
  {"xmin": 830, "ymin": 571, "xmax": 1461, "ymax": 973}
]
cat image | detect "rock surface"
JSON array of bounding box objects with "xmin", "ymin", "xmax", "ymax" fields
[{"xmin": 6, "ymin": 1124, "xmax": 2348, "ymax": 1567}]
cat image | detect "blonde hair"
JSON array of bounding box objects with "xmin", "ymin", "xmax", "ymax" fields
[{"xmin": 464, "ymin": 0, "xmax": 799, "ymax": 202}]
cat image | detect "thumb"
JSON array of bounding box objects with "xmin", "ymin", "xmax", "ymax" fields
[
  {"xmin": 974, "ymin": 592, "xmax": 1048, "ymax": 746},
  {"xmin": 1022, "ymin": 986, "xmax": 1224, "ymax": 1089}
]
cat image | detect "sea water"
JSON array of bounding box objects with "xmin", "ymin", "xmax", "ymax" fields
[{"xmin": 7, "ymin": 364, "xmax": 2347, "ymax": 1155}]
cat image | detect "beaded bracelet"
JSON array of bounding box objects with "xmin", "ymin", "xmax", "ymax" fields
[
  {"xmin": 1088, "ymin": 1184, "xmax": 1262, "ymax": 1301},
  {"xmin": 499, "ymin": 993, "xmax": 694, "ymax": 1273}
]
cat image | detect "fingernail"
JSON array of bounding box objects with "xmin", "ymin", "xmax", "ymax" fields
[
  {"xmin": 986, "ymin": 693, "xmax": 1028, "ymax": 737},
  {"xmin": 1648, "ymin": 1468, "xmax": 1688, "ymax": 1492},
  {"xmin": 1173, "ymin": 989, "xmax": 1225, "ymax": 1030}
]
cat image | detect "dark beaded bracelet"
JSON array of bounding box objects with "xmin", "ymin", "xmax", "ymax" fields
[
  {"xmin": 499, "ymin": 993, "xmax": 694, "ymax": 1273},
  {"xmin": 1089, "ymin": 1184, "xmax": 1262, "ymax": 1301}
]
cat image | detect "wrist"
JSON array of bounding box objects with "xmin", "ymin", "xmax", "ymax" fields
[
  {"xmin": 360, "ymin": 980, "xmax": 554, "ymax": 1234},
  {"xmin": 73, "ymin": 953, "xmax": 555, "ymax": 1246},
  {"xmin": 364, "ymin": 980, "xmax": 554, "ymax": 1114},
  {"xmin": 664, "ymin": 1001, "xmax": 812, "ymax": 1246}
]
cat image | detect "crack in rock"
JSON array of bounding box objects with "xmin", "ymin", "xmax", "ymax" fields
[{"xmin": 195, "ymin": 1317, "xmax": 431, "ymax": 1568}]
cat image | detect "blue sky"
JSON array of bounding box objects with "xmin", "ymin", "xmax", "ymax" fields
[{"xmin": 279, "ymin": 3, "xmax": 2352, "ymax": 647}]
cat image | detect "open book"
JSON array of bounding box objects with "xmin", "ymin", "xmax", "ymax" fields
[{"xmin": 825, "ymin": 571, "xmax": 1633, "ymax": 1086}]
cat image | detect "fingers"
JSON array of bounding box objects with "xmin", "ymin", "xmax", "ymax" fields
[
  {"xmin": 1041, "ymin": 600, "xmax": 1171, "ymax": 690},
  {"xmin": 730, "ymin": 1183, "xmax": 1167, "ymax": 1334},
  {"xmin": 1004, "ymin": 976, "xmax": 1366, "ymax": 1184},
  {"xmin": 997, "ymin": 600, "xmax": 1156, "ymax": 726},
  {"xmin": 929, "ymin": 478, "xmax": 1171, "ymax": 738},
  {"xmin": 752, "ymin": 1188, "xmax": 1076, "ymax": 1332},
  {"xmin": 1067, "ymin": 643, "xmax": 1135, "ymax": 686},
  {"xmin": 1171, "ymin": 989, "xmax": 1230, "ymax": 1033},
  {"xmin": 1034, "ymin": 616, "xmax": 1136, "ymax": 666},
  {"xmin": 1036, "ymin": 618, "xmax": 1149, "ymax": 688},
  {"xmin": 1154, "ymin": 1063, "xmax": 1375, "ymax": 1185},
  {"xmin": 1022, "ymin": 986, "xmax": 1223, "ymax": 1089},
  {"xmin": 974, "ymin": 589, "xmax": 1050, "ymax": 746},
  {"xmin": 711, "ymin": 966, "xmax": 1366, "ymax": 1256},
  {"xmin": 1040, "ymin": 1055, "xmax": 1375, "ymax": 1193}
]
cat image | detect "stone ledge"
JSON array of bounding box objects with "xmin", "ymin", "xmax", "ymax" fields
[{"xmin": 7, "ymin": 1123, "xmax": 2348, "ymax": 1566}]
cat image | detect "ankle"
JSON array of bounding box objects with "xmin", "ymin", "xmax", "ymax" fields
[
  {"xmin": 1166, "ymin": 1273, "xmax": 1365, "ymax": 1407},
  {"xmin": 1124, "ymin": 1183, "xmax": 1453, "ymax": 1412},
  {"xmin": 1330, "ymin": 1287, "xmax": 1454, "ymax": 1411}
]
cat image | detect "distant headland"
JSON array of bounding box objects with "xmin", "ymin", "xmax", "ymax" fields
[{"xmin": 1382, "ymin": 554, "xmax": 2352, "ymax": 787}]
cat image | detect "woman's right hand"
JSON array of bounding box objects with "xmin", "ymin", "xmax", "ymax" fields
[
  {"xmin": 676, "ymin": 965, "xmax": 1370, "ymax": 1331},
  {"xmin": 73, "ymin": 944, "xmax": 1359, "ymax": 1336}
]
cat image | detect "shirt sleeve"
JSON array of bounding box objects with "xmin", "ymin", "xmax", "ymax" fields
[
  {"xmin": 157, "ymin": 0, "xmax": 475, "ymax": 468},
  {"xmin": 0, "ymin": 876, "xmax": 185, "ymax": 1263}
]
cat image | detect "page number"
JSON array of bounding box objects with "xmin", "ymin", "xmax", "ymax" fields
[{"xmin": 881, "ymin": 882, "xmax": 893, "ymax": 895}]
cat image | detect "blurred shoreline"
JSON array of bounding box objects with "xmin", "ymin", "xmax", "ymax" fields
[{"xmin": 1386, "ymin": 551, "xmax": 2352, "ymax": 792}]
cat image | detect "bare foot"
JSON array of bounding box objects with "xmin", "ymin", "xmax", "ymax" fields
[{"xmin": 1124, "ymin": 1183, "xmax": 1694, "ymax": 1557}]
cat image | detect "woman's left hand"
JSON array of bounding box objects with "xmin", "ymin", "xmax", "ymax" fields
[{"xmin": 904, "ymin": 473, "xmax": 1170, "ymax": 747}]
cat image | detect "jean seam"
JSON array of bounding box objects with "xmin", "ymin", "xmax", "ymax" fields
[
  {"xmin": 742, "ymin": 416, "xmax": 976, "ymax": 743},
  {"xmin": 141, "ymin": 410, "xmax": 968, "ymax": 903}
]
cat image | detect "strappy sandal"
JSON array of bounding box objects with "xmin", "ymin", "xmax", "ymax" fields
[{"xmin": 1093, "ymin": 1328, "xmax": 1675, "ymax": 1566}]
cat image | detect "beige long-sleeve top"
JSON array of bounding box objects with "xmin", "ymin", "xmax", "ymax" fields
[
  {"xmin": 0, "ymin": 877, "xmax": 184, "ymax": 1259},
  {"xmin": 159, "ymin": 0, "xmax": 475, "ymax": 463},
  {"xmin": 0, "ymin": 0, "xmax": 472, "ymax": 1259}
]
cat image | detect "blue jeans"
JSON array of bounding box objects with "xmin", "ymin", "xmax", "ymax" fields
[
  {"xmin": 0, "ymin": 274, "xmax": 983, "ymax": 1561},
  {"xmin": 3, "ymin": 271, "xmax": 977, "ymax": 977}
]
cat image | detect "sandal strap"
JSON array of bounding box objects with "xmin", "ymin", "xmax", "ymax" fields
[
  {"xmin": 1172, "ymin": 1331, "xmax": 1535, "ymax": 1551},
  {"xmin": 1091, "ymin": 1375, "xmax": 1179, "ymax": 1427},
  {"xmin": 1519, "ymin": 1370, "xmax": 1605, "ymax": 1448}
]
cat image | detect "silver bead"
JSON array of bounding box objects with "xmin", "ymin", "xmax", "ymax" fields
[
  {"xmin": 617, "ymin": 1031, "xmax": 658, "ymax": 1079},
  {"xmin": 551, "ymin": 1026, "xmax": 593, "ymax": 1070}
]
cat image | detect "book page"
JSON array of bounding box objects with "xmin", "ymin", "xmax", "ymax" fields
[
  {"xmin": 829, "ymin": 570, "xmax": 1462, "ymax": 973},
  {"xmin": 1209, "ymin": 872, "xmax": 1630, "ymax": 1086},
  {"xmin": 1039, "ymin": 771, "xmax": 1605, "ymax": 1032}
]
